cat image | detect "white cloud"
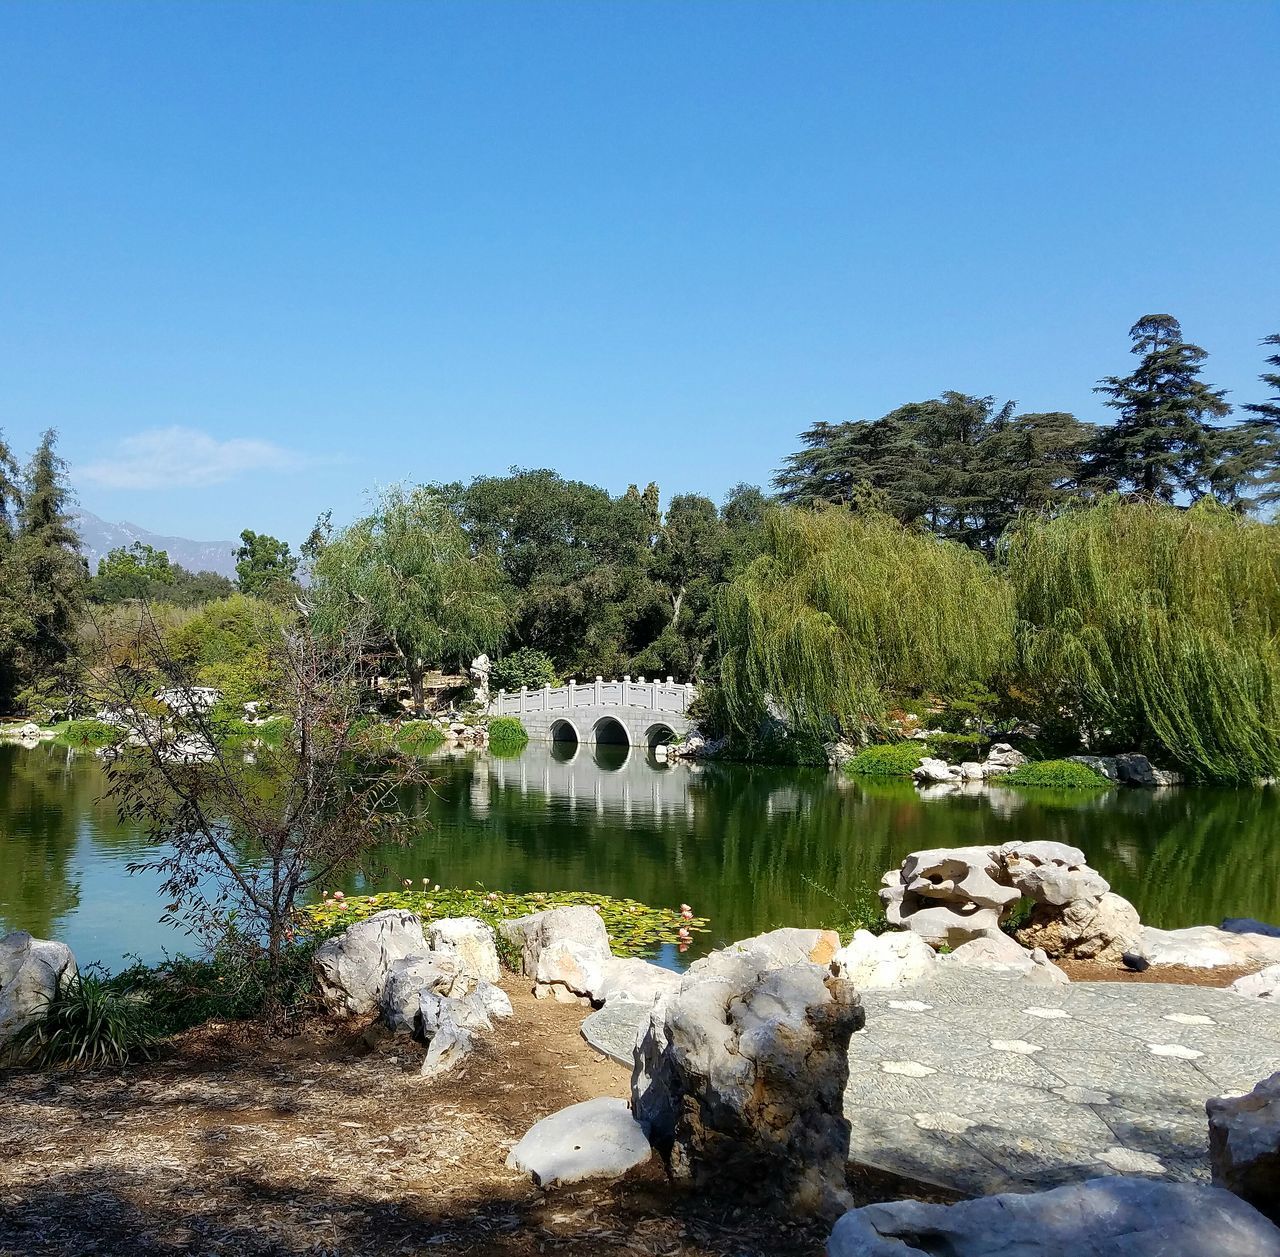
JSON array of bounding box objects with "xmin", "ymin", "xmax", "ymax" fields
[{"xmin": 79, "ymin": 426, "xmax": 310, "ymax": 490}]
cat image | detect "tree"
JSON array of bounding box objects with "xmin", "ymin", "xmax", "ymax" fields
[
  {"xmin": 1216, "ymin": 334, "xmax": 1280, "ymax": 513},
  {"xmin": 90, "ymin": 603, "xmax": 429, "ymax": 998},
  {"xmin": 716, "ymin": 506, "xmax": 1014, "ymax": 743},
  {"xmin": 90, "ymin": 543, "xmax": 175, "ymax": 602},
  {"xmin": 1005, "ymin": 496, "xmax": 1280, "ymax": 783},
  {"xmin": 235, "ymin": 530, "xmax": 298, "ymax": 599},
  {"xmin": 437, "ymin": 468, "xmax": 661, "ymax": 678},
  {"xmin": 12, "ymin": 431, "xmax": 86, "ymax": 701},
  {"xmin": 776, "ymin": 395, "xmax": 1096, "ymax": 551},
  {"xmin": 1088, "ymin": 314, "xmax": 1231, "ymax": 502},
  {"xmin": 311, "ymin": 485, "xmax": 507, "ymax": 713}
]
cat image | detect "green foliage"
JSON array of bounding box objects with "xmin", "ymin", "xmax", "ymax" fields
[
  {"xmin": 55, "ymin": 718, "xmax": 122, "ymax": 749},
  {"xmin": 486, "ymin": 716, "xmax": 529, "ymax": 755},
  {"xmin": 1006, "ymin": 496, "xmax": 1280, "ymax": 783},
  {"xmin": 1000, "ymin": 759, "xmax": 1112, "ymax": 790},
  {"xmin": 90, "ymin": 543, "xmax": 236, "ymax": 607},
  {"xmin": 234, "ymin": 530, "xmax": 298, "ymax": 600},
  {"xmin": 845, "ymin": 742, "xmax": 926, "ymax": 779},
  {"xmin": 1088, "ymin": 314, "xmax": 1233, "ymax": 503},
  {"xmin": 162, "ymin": 594, "xmax": 285, "ymax": 709},
  {"xmin": 393, "ymin": 720, "xmax": 446, "ymax": 756},
  {"xmin": 776, "ymin": 393, "xmax": 1097, "ymax": 552},
  {"xmin": 109, "ymin": 940, "xmax": 320, "ymax": 1038},
  {"xmin": 305, "ymin": 886, "xmax": 708, "ymax": 962},
  {"xmin": 8, "ymin": 972, "xmax": 159, "ymax": 1068},
  {"xmin": 802, "ymin": 876, "xmax": 889, "ymax": 937},
  {"xmin": 311, "ymin": 485, "xmax": 507, "ymax": 713},
  {"xmin": 923, "ymin": 731, "xmax": 986, "ymax": 756},
  {"xmin": 491, "ymin": 647, "xmax": 558, "ymax": 692},
  {"xmin": 717, "ymin": 507, "xmax": 1014, "ymax": 743}
]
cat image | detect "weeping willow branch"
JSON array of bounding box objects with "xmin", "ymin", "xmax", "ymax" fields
[
  {"xmin": 1003, "ymin": 496, "xmax": 1280, "ymax": 783},
  {"xmin": 715, "ymin": 507, "xmax": 1015, "ymax": 741}
]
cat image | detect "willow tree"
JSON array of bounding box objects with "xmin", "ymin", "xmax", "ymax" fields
[
  {"xmin": 715, "ymin": 507, "xmax": 1015, "ymax": 742},
  {"xmin": 1004, "ymin": 496, "xmax": 1280, "ymax": 783},
  {"xmin": 310, "ymin": 486, "xmax": 507, "ymax": 713}
]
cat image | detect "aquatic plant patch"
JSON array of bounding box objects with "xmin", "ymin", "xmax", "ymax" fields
[
  {"xmin": 845, "ymin": 742, "xmax": 927, "ymax": 779},
  {"xmin": 1000, "ymin": 759, "xmax": 1112, "ymax": 790},
  {"xmin": 303, "ymin": 886, "xmax": 709, "ymax": 961}
]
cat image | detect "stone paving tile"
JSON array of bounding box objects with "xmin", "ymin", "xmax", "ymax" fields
[{"xmin": 847, "ymin": 970, "xmax": 1280, "ymax": 1194}]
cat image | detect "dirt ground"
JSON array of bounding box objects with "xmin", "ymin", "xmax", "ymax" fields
[
  {"xmin": 1057, "ymin": 958, "xmax": 1260, "ymax": 986},
  {"xmin": 0, "ymin": 979, "xmax": 934, "ymax": 1257}
]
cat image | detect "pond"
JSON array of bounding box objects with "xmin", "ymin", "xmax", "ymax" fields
[{"xmin": 3, "ymin": 738, "xmax": 1280, "ymax": 971}]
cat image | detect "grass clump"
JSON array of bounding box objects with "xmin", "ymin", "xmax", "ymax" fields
[
  {"xmin": 53, "ymin": 718, "xmax": 122, "ymax": 750},
  {"xmin": 1000, "ymin": 758, "xmax": 1112, "ymax": 790},
  {"xmin": 845, "ymin": 742, "xmax": 925, "ymax": 779},
  {"xmin": 393, "ymin": 720, "xmax": 446, "ymax": 756},
  {"xmin": 487, "ymin": 716, "xmax": 529, "ymax": 756},
  {"xmin": 305, "ymin": 886, "xmax": 707, "ymax": 963},
  {"xmin": 8, "ymin": 973, "xmax": 159, "ymax": 1068}
]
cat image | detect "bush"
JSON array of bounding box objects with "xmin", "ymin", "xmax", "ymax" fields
[
  {"xmin": 845, "ymin": 742, "xmax": 926, "ymax": 779},
  {"xmin": 925, "ymin": 731, "xmax": 986, "ymax": 757},
  {"xmin": 491, "ymin": 648, "xmax": 558, "ymax": 693},
  {"xmin": 393, "ymin": 720, "xmax": 446, "ymax": 756},
  {"xmin": 803, "ymin": 876, "xmax": 889, "ymax": 937},
  {"xmin": 1000, "ymin": 759, "xmax": 1112, "ymax": 790},
  {"xmin": 55, "ymin": 718, "xmax": 122, "ymax": 749},
  {"xmin": 8, "ymin": 973, "xmax": 159, "ymax": 1068},
  {"xmin": 487, "ymin": 716, "xmax": 529, "ymax": 755}
]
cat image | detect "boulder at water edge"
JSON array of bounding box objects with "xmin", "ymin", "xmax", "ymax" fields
[
  {"xmin": 313, "ymin": 909, "xmax": 428, "ymax": 1016},
  {"xmin": 1015, "ymin": 892, "xmax": 1141, "ymax": 965},
  {"xmin": 633, "ymin": 953, "xmax": 863, "ymax": 1218},
  {"xmin": 0, "ymin": 931, "xmax": 77, "ymax": 1054},
  {"xmin": 426, "ymin": 916, "xmax": 501, "ymax": 983},
  {"xmin": 500, "ymin": 905, "xmax": 613, "ymax": 1000},
  {"xmin": 831, "ymin": 929, "xmax": 937, "ymax": 990},
  {"xmin": 1208, "ymin": 1071, "xmax": 1280, "ymax": 1221},
  {"xmin": 826, "ymin": 1178, "xmax": 1280, "ymax": 1257}
]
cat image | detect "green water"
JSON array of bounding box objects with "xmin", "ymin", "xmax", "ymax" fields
[{"xmin": 3, "ymin": 738, "xmax": 1279, "ymax": 970}]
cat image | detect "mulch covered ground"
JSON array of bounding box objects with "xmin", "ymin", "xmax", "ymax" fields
[{"xmin": 0, "ymin": 980, "xmax": 941, "ymax": 1257}]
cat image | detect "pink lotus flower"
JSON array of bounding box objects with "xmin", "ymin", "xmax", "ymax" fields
[
  {"xmin": 334, "ymin": 890, "xmax": 345, "ymax": 900},
  {"xmin": 680, "ymin": 904, "xmax": 691, "ymax": 913},
  {"xmin": 680, "ymin": 908, "xmax": 694, "ymax": 920},
  {"xmin": 403, "ymin": 879, "xmax": 412, "ymax": 888}
]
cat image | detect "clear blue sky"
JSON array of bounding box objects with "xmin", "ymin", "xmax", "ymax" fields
[{"xmin": 1, "ymin": 1, "xmax": 1277, "ymax": 543}]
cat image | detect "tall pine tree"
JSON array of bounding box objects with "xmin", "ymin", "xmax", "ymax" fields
[
  {"xmin": 1216, "ymin": 334, "xmax": 1280, "ymax": 512},
  {"xmin": 1088, "ymin": 314, "xmax": 1231, "ymax": 502},
  {"xmin": 13, "ymin": 430, "xmax": 86, "ymax": 702}
]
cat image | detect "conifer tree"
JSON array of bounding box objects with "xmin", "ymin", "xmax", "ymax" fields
[
  {"xmin": 12, "ymin": 430, "xmax": 86, "ymax": 699},
  {"xmin": 1216, "ymin": 334, "xmax": 1280, "ymax": 512},
  {"xmin": 1088, "ymin": 314, "xmax": 1231, "ymax": 501}
]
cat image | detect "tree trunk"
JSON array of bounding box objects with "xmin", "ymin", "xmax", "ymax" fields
[{"xmin": 409, "ymin": 661, "xmax": 426, "ymax": 716}]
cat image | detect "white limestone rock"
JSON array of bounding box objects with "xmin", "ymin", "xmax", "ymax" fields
[
  {"xmin": 683, "ymin": 926, "xmax": 842, "ymax": 982},
  {"xmin": 826, "ymin": 1177, "xmax": 1280, "ymax": 1257},
  {"xmin": 982, "ymin": 742, "xmax": 1028, "ymax": 775},
  {"xmin": 1140, "ymin": 925, "xmax": 1280, "ymax": 970},
  {"xmin": 382, "ymin": 954, "xmax": 465, "ymax": 1035},
  {"xmin": 1208, "ymin": 1072, "xmax": 1280, "ymax": 1222},
  {"xmin": 831, "ymin": 930, "xmax": 938, "ymax": 990},
  {"xmin": 1234, "ymin": 965, "xmax": 1280, "ymax": 1001},
  {"xmin": 881, "ymin": 847, "xmax": 1018, "ymax": 948},
  {"xmin": 594, "ymin": 955, "xmax": 681, "ymax": 1006},
  {"xmin": 313, "ymin": 910, "xmax": 428, "ymax": 1017},
  {"xmin": 506, "ymin": 1097, "xmax": 651, "ymax": 1187},
  {"xmin": 939, "ymin": 934, "xmax": 1069, "ymax": 985},
  {"xmin": 426, "ymin": 916, "xmax": 501, "ymax": 984},
  {"xmin": 1000, "ymin": 840, "xmax": 1110, "ymax": 907},
  {"xmin": 633, "ymin": 959, "xmax": 863, "ymax": 1218},
  {"xmin": 912, "ymin": 757, "xmax": 960, "ymax": 785},
  {"xmin": 0, "ymin": 931, "xmax": 78, "ymax": 1054},
  {"xmin": 1016, "ymin": 892, "xmax": 1142, "ymax": 964},
  {"xmin": 500, "ymin": 905, "xmax": 612, "ymax": 981}
]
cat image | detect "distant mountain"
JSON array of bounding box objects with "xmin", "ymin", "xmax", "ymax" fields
[{"xmin": 71, "ymin": 509, "xmax": 239, "ymax": 579}]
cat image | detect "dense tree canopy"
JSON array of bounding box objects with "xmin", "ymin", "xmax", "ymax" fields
[
  {"xmin": 90, "ymin": 543, "xmax": 236, "ymax": 607},
  {"xmin": 234, "ymin": 530, "xmax": 298, "ymax": 600}
]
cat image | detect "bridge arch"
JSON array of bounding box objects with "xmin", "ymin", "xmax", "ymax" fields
[
  {"xmin": 591, "ymin": 715, "xmax": 630, "ymax": 747},
  {"xmin": 644, "ymin": 722, "xmax": 677, "ymax": 749},
  {"xmin": 548, "ymin": 718, "xmax": 581, "ymax": 745}
]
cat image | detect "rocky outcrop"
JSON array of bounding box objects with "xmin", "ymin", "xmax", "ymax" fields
[
  {"xmin": 313, "ymin": 910, "xmax": 429, "ymax": 1016},
  {"xmin": 0, "ymin": 931, "xmax": 77, "ymax": 1055},
  {"xmin": 826, "ymin": 1177, "xmax": 1280, "ymax": 1257},
  {"xmin": 1234, "ymin": 965, "xmax": 1280, "ymax": 1000},
  {"xmin": 1066, "ymin": 753, "xmax": 1183, "ymax": 787},
  {"xmin": 1015, "ymin": 892, "xmax": 1141, "ymax": 964},
  {"xmin": 880, "ymin": 841, "xmax": 1140, "ymax": 962},
  {"xmin": 382, "ymin": 954, "xmax": 466, "ymax": 1034},
  {"xmin": 831, "ymin": 930, "xmax": 937, "ymax": 990},
  {"xmin": 506, "ymin": 1097, "xmax": 652, "ymax": 1187},
  {"xmin": 1136, "ymin": 925, "xmax": 1280, "ymax": 970},
  {"xmin": 938, "ymin": 934, "xmax": 1069, "ymax": 985},
  {"xmin": 500, "ymin": 906, "xmax": 613, "ymax": 1001},
  {"xmin": 1209, "ymin": 1072, "xmax": 1280, "ymax": 1223},
  {"xmin": 633, "ymin": 955, "xmax": 863, "ymax": 1218},
  {"xmin": 425, "ymin": 917, "xmax": 501, "ymax": 984},
  {"xmin": 982, "ymin": 742, "xmax": 1027, "ymax": 776}
]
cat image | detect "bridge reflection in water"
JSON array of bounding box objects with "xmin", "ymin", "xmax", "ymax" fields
[{"xmin": 463, "ymin": 741, "xmax": 699, "ymax": 823}]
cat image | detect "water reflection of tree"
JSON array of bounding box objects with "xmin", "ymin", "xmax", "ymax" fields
[{"xmin": 0, "ymin": 744, "xmax": 109, "ymax": 937}]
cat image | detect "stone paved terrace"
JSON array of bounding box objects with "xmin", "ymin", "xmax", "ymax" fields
[
  {"xmin": 849, "ymin": 970, "xmax": 1280, "ymax": 1195},
  {"xmin": 584, "ymin": 969, "xmax": 1280, "ymax": 1197}
]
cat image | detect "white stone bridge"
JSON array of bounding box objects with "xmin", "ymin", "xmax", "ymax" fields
[{"xmin": 487, "ymin": 676, "xmax": 697, "ymax": 750}]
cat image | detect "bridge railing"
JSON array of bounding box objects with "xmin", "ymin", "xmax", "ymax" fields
[{"xmin": 489, "ymin": 676, "xmax": 696, "ymax": 718}]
